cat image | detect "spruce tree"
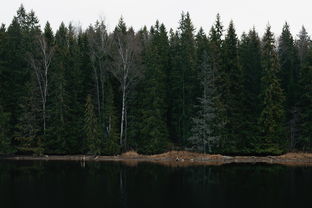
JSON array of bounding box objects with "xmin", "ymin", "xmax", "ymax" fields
[
  {"xmin": 84, "ymin": 95, "xmax": 102, "ymax": 155},
  {"xmin": 127, "ymin": 27, "xmax": 149, "ymax": 150},
  {"xmin": 102, "ymin": 79, "xmax": 120, "ymax": 155},
  {"xmin": 139, "ymin": 22, "xmax": 170, "ymax": 154},
  {"xmin": 45, "ymin": 23, "xmax": 68, "ymax": 154},
  {"xmin": 298, "ymin": 51, "xmax": 312, "ymax": 150},
  {"xmin": 258, "ymin": 26, "xmax": 285, "ymax": 154},
  {"xmin": 0, "ymin": 26, "xmax": 11, "ymax": 154},
  {"xmin": 278, "ymin": 23, "xmax": 300, "ymax": 149},
  {"xmin": 296, "ymin": 26, "xmax": 310, "ymax": 67},
  {"xmin": 195, "ymin": 27, "xmax": 210, "ymax": 100},
  {"xmin": 239, "ymin": 29, "xmax": 262, "ymax": 152},
  {"xmin": 168, "ymin": 29, "xmax": 181, "ymax": 143},
  {"xmin": 44, "ymin": 22, "xmax": 54, "ymax": 47},
  {"xmin": 189, "ymin": 52, "xmax": 217, "ymax": 153},
  {"xmin": 4, "ymin": 12, "xmax": 30, "ymax": 141},
  {"xmin": 169, "ymin": 12, "xmax": 197, "ymax": 145},
  {"xmin": 63, "ymin": 24, "xmax": 84, "ymax": 153},
  {"xmin": 0, "ymin": 105, "xmax": 12, "ymax": 154},
  {"xmin": 297, "ymin": 27, "xmax": 312, "ymax": 151},
  {"xmin": 15, "ymin": 79, "xmax": 43, "ymax": 155},
  {"xmin": 208, "ymin": 14, "xmax": 225, "ymax": 150},
  {"xmin": 221, "ymin": 21, "xmax": 243, "ymax": 153},
  {"xmin": 9, "ymin": 6, "xmax": 43, "ymax": 155}
]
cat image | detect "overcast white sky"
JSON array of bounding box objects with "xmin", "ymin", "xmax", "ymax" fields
[{"xmin": 1, "ymin": 0, "xmax": 311, "ymax": 37}]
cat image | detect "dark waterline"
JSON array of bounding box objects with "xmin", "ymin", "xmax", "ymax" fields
[{"xmin": 0, "ymin": 160, "xmax": 312, "ymax": 208}]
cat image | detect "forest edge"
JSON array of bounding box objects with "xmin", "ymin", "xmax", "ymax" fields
[{"xmin": 1, "ymin": 151, "xmax": 312, "ymax": 166}]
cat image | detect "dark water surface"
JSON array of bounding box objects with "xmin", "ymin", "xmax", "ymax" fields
[{"xmin": 0, "ymin": 160, "xmax": 312, "ymax": 208}]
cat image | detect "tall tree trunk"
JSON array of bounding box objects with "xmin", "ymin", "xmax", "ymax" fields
[
  {"xmin": 93, "ymin": 67, "xmax": 101, "ymax": 117},
  {"xmin": 120, "ymin": 88, "xmax": 126, "ymax": 149}
]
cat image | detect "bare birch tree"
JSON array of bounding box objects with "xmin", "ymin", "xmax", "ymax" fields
[
  {"xmin": 87, "ymin": 21, "xmax": 111, "ymax": 133},
  {"xmin": 111, "ymin": 21, "xmax": 142, "ymax": 151},
  {"xmin": 29, "ymin": 34, "xmax": 54, "ymax": 135}
]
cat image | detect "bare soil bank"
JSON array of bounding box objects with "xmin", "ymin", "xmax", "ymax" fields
[{"xmin": 2, "ymin": 151, "xmax": 312, "ymax": 166}]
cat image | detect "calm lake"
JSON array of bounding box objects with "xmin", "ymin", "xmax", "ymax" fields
[{"xmin": 0, "ymin": 160, "xmax": 312, "ymax": 208}]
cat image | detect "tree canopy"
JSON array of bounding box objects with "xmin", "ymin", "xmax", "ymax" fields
[{"xmin": 1, "ymin": 6, "xmax": 312, "ymax": 155}]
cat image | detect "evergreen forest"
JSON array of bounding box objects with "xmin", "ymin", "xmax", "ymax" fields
[{"xmin": 1, "ymin": 5, "xmax": 312, "ymax": 156}]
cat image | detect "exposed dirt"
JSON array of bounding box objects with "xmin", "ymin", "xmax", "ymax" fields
[{"xmin": 2, "ymin": 151, "xmax": 312, "ymax": 166}]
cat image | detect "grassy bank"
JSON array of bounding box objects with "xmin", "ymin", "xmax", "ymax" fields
[{"xmin": 1, "ymin": 151, "xmax": 312, "ymax": 166}]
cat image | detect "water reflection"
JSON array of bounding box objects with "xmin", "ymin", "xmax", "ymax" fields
[{"xmin": 0, "ymin": 161, "xmax": 312, "ymax": 208}]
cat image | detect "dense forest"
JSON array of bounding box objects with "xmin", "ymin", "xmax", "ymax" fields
[{"xmin": 0, "ymin": 5, "xmax": 311, "ymax": 155}]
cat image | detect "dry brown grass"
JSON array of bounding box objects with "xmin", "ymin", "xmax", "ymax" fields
[
  {"xmin": 3, "ymin": 151, "xmax": 312, "ymax": 166},
  {"xmin": 113, "ymin": 150, "xmax": 226, "ymax": 161},
  {"xmin": 120, "ymin": 151, "xmax": 141, "ymax": 158},
  {"xmin": 277, "ymin": 152, "xmax": 312, "ymax": 159}
]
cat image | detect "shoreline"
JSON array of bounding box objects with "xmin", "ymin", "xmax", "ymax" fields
[{"xmin": 1, "ymin": 151, "xmax": 312, "ymax": 166}]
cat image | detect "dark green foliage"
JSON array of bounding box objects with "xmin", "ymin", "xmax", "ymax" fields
[
  {"xmin": 189, "ymin": 52, "xmax": 217, "ymax": 153},
  {"xmin": 102, "ymin": 81, "xmax": 120, "ymax": 155},
  {"xmin": 208, "ymin": 14, "xmax": 225, "ymax": 150},
  {"xmin": 45, "ymin": 23, "xmax": 68, "ymax": 154},
  {"xmin": 296, "ymin": 26, "xmax": 310, "ymax": 67},
  {"xmin": 15, "ymin": 79, "xmax": 43, "ymax": 155},
  {"xmin": 1, "ymin": 6, "xmax": 312, "ymax": 155},
  {"xmin": 169, "ymin": 12, "xmax": 197, "ymax": 145},
  {"xmin": 298, "ymin": 48, "xmax": 312, "ymax": 151},
  {"xmin": 296, "ymin": 27, "xmax": 312, "ymax": 151},
  {"xmin": 44, "ymin": 22, "xmax": 54, "ymax": 47},
  {"xmin": 220, "ymin": 21, "xmax": 244, "ymax": 153},
  {"xmin": 239, "ymin": 29, "xmax": 263, "ymax": 152},
  {"xmin": 84, "ymin": 95, "xmax": 102, "ymax": 155},
  {"xmin": 3, "ymin": 17, "xmax": 28, "ymax": 140},
  {"xmin": 138, "ymin": 22, "xmax": 170, "ymax": 154},
  {"xmin": 127, "ymin": 27, "xmax": 149, "ymax": 150},
  {"xmin": 63, "ymin": 24, "xmax": 85, "ymax": 153},
  {"xmin": 278, "ymin": 23, "xmax": 300, "ymax": 149},
  {"xmin": 0, "ymin": 105, "xmax": 12, "ymax": 154},
  {"xmin": 0, "ymin": 26, "xmax": 11, "ymax": 154},
  {"xmin": 258, "ymin": 26, "xmax": 285, "ymax": 155},
  {"xmin": 278, "ymin": 23, "xmax": 300, "ymax": 110}
]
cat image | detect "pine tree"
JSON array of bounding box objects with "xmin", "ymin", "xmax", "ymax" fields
[
  {"xmin": 44, "ymin": 22, "xmax": 54, "ymax": 47},
  {"xmin": 298, "ymin": 58, "xmax": 312, "ymax": 150},
  {"xmin": 0, "ymin": 25, "xmax": 11, "ymax": 154},
  {"xmin": 189, "ymin": 52, "xmax": 217, "ymax": 153},
  {"xmin": 45, "ymin": 23, "xmax": 68, "ymax": 154},
  {"xmin": 4, "ymin": 12, "xmax": 29, "ymax": 141},
  {"xmin": 63, "ymin": 24, "xmax": 84, "ymax": 153},
  {"xmin": 15, "ymin": 79, "xmax": 43, "ymax": 155},
  {"xmin": 258, "ymin": 26, "xmax": 285, "ymax": 154},
  {"xmin": 168, "ymin": 29, "xmax": 180, "ymax": 143},
  {"xmin": 102, "ymin": 79, "xmax": 120, "ymax": 155},
  {"xmin": 297, "ymin": 27, "xmax": 312, "ymax": 151},
  {"xmin": 221, "ymin": 21, "xmax": 244, "ymax": 153},
  {"xmin": 6, "ymin": 6, "xmax": 43, "ymax": 155},
  {"xmin": 0, "ymin": 105, "xmax": 12, "ymax": 154},
  {"xmin": 139, "ymin": 22, "xmax": 170, "ymax": 154},
  {"xmin": 195, "ymin": 27, "xmax": 210, "ymax": 100},
  {"xmin": 296, "ymin": 26, "xmax": 310, "ymax": 67},
  {"xmin": 169, "ymin": 12, "xmax": 197, "ymax": 145},
  {"xmin": 0, "ymin": 26, "xmax": 11, "ymax": 154},
  {"xmin": 127, "ymin": 27, "xmax": 149, "ymax": 150},
  {"xmin": 84, "ymin": 95, "xmax": 102, "ymax": 155},
  {"xmin": 298, "ymin": 52, "xmax": 312, "ymax": 150},
  {"xmin": 239, "ymin": 29, "xmax": 263, "ymax": 152},
  {"xmin": 208, "ymin": 14, "xmax": 225, "ymax": 150},
  {"xmin": 278, "ymin": 23, "xmax": 300, "ymax": 149}
]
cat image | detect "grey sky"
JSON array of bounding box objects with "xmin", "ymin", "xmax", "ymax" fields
[{"xmin": 1, "ymin": 0, "xmax": 311, "ymax": 37}]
